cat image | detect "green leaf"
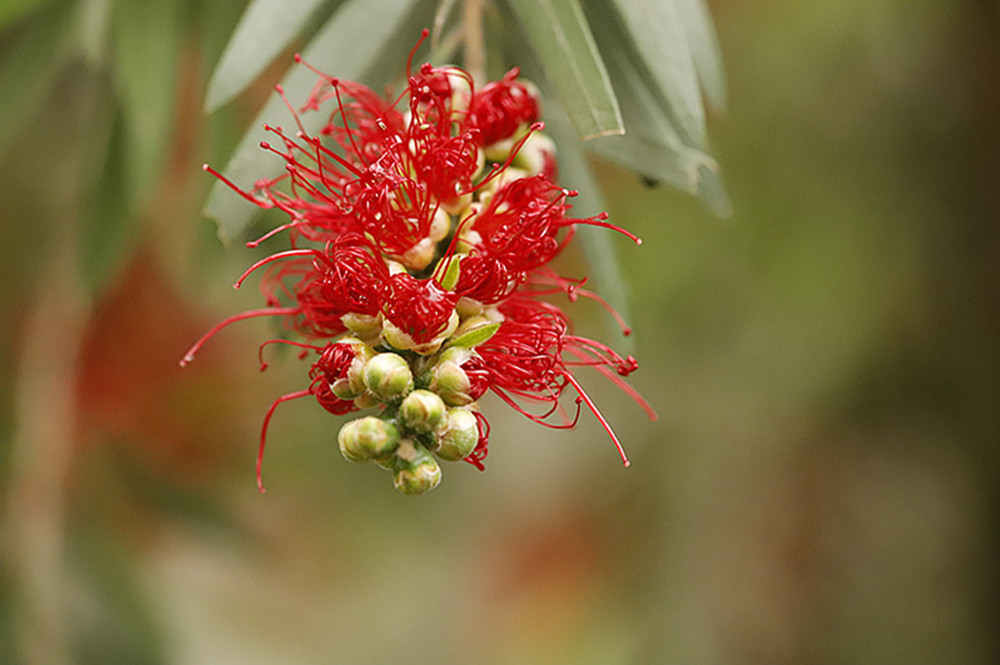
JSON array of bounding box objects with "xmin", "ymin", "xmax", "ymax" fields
[
  {"xmin": 672, "ymin": 0, "xmax": 727, "ymax": 112},
  {"xmin": 586, "ymin": 33, "xmax": 731, "ymax": 216},
  {"xmin": 507, "ymin": 0, "xmax": 623, "ymax": 140},
  {"xmin": 435, "ymin": 255, "xmax": 462, "ymax": 291},
  {"xmin": 203, "ymin": 0, "xmax": 422, "ymax": 244},
  {"xmin": 203, "ymin": 0, "xmax": 330, "ymax": 112},
  {"xmin": 0, "ymin": 4, "xmax": 71, "ymax": 156},
  {"xmin": 446, "ymin": 322, "xmax": 500, "ymax": 349},
  {"xmin": 110, "ymin": 0, "xmax": 182, "ymax": 201},
  {"xmin": 591, "ymin": 0, "xmax": 703, "ymax": 147}
]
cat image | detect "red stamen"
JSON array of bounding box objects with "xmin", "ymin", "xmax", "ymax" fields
[{"xmin": 257, "ymin": 389, "xmax": 312, "ymax": 492}]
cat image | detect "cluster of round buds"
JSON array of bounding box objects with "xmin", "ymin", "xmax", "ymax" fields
[
  {"xmin": 184, "ymin": 31, "xmax": 654, "ymax": 496},
  {"xmin": 327, "ymin": 315, "xmax": 494, "ymax": 494}
]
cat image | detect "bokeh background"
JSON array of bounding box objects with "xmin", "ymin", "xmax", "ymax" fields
[{"xmin": 1, "ymin": 1, "xmax": 998, "ymax": 664}]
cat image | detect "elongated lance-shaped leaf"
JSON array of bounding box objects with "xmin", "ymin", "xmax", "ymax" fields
[
  {"xmin": 204, "ymin": 0, "xmax": 330, "ymax": 112},
  {"xmin": 589, "ymin": 44, "xmax": 731, "ymax": 217},
  {"xmin": 507, "ymin": 0, "xmax": 623, "ymax": 141},
  {"xmin": 598, "ymin": 0, "xmax": 704, "ymax": 147},
  {"xmin": 672, "ymin": 0, "xmax": 727, "ymax": 112},
  {"xmin": 203, "ymin": 0, "xmax": 421, "ymax": 244}
]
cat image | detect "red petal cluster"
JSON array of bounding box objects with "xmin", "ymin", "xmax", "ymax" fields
[{"xmin": 186, "ymin": 32, "xmax": 653, "ymax": 485}]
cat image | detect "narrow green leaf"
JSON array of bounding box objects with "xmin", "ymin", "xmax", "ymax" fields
[
  {"xmin": 110, "ymin": 0, "xmax": 182, "ymax": 201},
  {"xmin": 600, "ymin": 0, "xmax": 704, "ymax": 147},
  {"xmin": 672, "ymin": 0, "xmax": 727, "ymax": 111},
  {"xmin": 204, "ymin": 0, "xmax": 330, "ymax": 112},
  {"xmin": 586, "ymin": 28, "xmax": 730, "ymax": 216},
  {"xmin": 436, "ymin": 255, "xmax": 462, "ymax": 291},
  {"xmin": 446, "ymin": 322, "xmax": 500, "ymax": 349},
  {"xmin": 507, "ymin": 0, "xmax": 623, "ymax": 140},
  {"xmin": 203, "ymin": 0, "xmax": 421, "ymax": 244}
]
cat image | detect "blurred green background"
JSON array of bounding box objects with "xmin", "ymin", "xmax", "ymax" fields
[{"xmin": 1, "ymin": 1, "xmax": 997, "ymax": 664}]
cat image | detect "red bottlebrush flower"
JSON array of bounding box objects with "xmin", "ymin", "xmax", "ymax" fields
[
  {"xmin": 309, "ymin": 343, "xmax": 362, "ymax": 416},
  {"xmin": 382, "ymin": 272, "xmax": 459, "ymax": 345},
  {"xmin": 187, "ymin": 33, "xmax": 653, "ymax": 494},
  {"xmin": 466, "ymin": 67, "xmax": 540, "ymax": 146}
]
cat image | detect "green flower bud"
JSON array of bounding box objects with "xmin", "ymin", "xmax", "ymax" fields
[
  {"xmin": 455, "ymin": 296, "xmax": 484, "ymax": 319},
  {"xmin": 398, "ymin": 389, "xmax": 447, "ymax": 434},
  {"xmin": 363, "ymin": 353, "xmax": 413, "ymax": 401},
  {"xmin": 430, "ymin": 359, "xmax": 473, "ymax": 406},
  {"xmin": 511, "ymin": 132, "xmax": 556, "ymax": 176},
  {"xmin": 341, "ymin": 312, "xmax": 383, "ymax": 341},
  {"xmin": 391, "ymin": 439, "xmax": 442, "ymax": 495},
  {"xmin": 434, "ymin": 408, "xmax": 479, "ymax": 461},
  {"xmin": 330, "ymin": 339, "xmax": 376, "ymax": 400},
  {"xmin": 338, "ymin": 416, "xmax": 401, "ymax": 463}
]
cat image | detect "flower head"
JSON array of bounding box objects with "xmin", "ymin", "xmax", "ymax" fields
[{"xmin": 185, "ymin": 33, "xmax": 653, "ymax": 494}]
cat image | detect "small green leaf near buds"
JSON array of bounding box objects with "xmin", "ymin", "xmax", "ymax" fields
[
  {"xmin": 338, "ymin": 416, "xmax": 401, "ymax": 463},
  {"xmin": 436, "ymin": 254, "xmax": 463, "ymax": 292},
  {"xmin": 363, "ymin": 352, "xmax": 414, "ymax": 400},
  {"xmin": 446, "ymin": 320, "xmax": 500, "ymax": 349},
  {"xmin": 399, "ymin": 389, "xmax": 447, "ymax": 433},
  {"xmin": 391, "ymin": 439, "xmax": 442, "ymax": 495},
  {"xmin": 434, "ymin": 408, "xmax": 480, "ymax": 461}
]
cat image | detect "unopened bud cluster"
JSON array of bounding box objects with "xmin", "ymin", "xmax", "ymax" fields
[
  {"xmin": 186, "ymin": 33, "xmax": 650, "ymax": 496},
  {"xmin": 332, "ymin": 325, "xmax": 489, "ymax": 494}
]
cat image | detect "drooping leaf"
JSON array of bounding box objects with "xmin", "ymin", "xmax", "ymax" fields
[
  {"xmin": 672, "ymin": 0, "xmax": 727, "ymax": 112},
  {"xmin": 203, "ymin": 0, "xmax": 331, "ymax": 112},
  {"xmin": 507, "ymin": 0, "xmax": 623, "ymax": 140},
  {"xmin": 584, "ymin": 9, "xmax": 731, "ymax": 216},
  {"xmin": 110, "ymin": 0, "xmax": 182, "ymax": 201},
  {"xmin": 203, "ymin": 0, "xmax": 422, "ymax": 244},
  {"xmin": 606, "ymin": 0, "xmax": 705, "ymax": 146}
]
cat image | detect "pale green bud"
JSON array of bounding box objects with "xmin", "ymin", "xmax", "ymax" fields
[
  {"xmin": 455, "ymin": 296, "xmax": 484, "ymax": 319},
  {"xmin": 338, "ymin": 417, "xmax": 401, "ymax": 463},
  {"xmin": 511, "ymin": 132, "xmax": 556, "ymax": 176},
  {"xmin": 430, "ymin": 360, "xmax": 473, "ymax": 406},
  {"xmin": 398, "ymin": 389, "xmax": 447, "ymax": 434},
  {"xmin": 330, "ymin": 339, "xmax": 375, "ymax": 400},
  {"xmin": 391, "ymin": 439, "xmax": 442, "ymax": 495},
  {"xmin": 363, "ymin": 353, "xmax": 414, "ymax": 400},
  {"xmin": 434, "ymin": 408, "xmax": 479, "ymax": 461}
]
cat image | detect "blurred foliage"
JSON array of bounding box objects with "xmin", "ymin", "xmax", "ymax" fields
[{"xmin": 0, "ymin": 1, "xmax": 998, "ymax": 665}]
